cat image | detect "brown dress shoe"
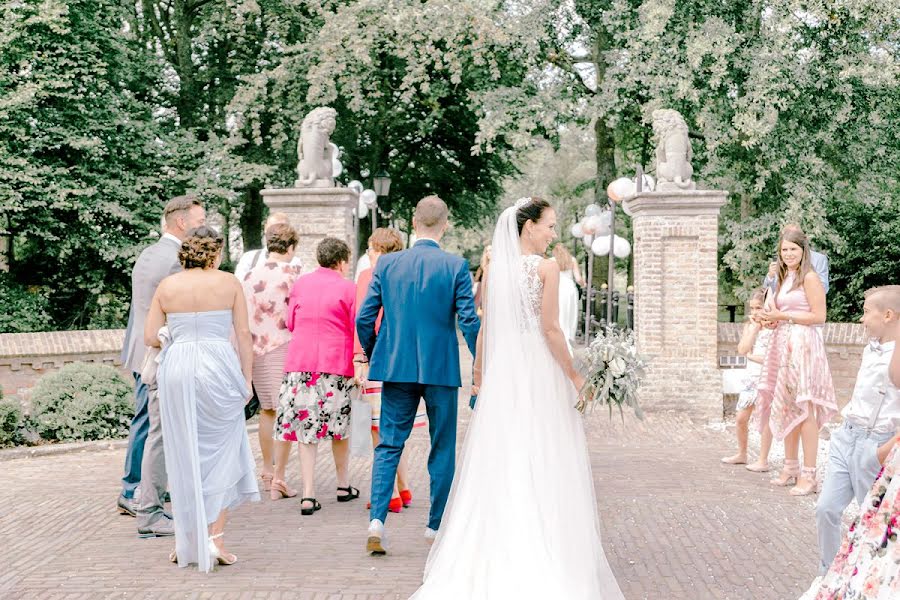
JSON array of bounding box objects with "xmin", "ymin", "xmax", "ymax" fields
[{"xmin": 367, "ymin": 536, "xmax": 386, "ymax": 556}]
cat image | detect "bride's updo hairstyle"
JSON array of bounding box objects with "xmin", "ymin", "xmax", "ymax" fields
[
  {"xmin": 515, "ymin": 197, "xmax": 551, "ymax": 236},
  {"xmin": 179, "ymin": 225, "xmax": 224, "ymax": 269}
]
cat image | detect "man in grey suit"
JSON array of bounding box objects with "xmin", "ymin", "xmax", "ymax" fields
[{"xmin": 117, "ymin": 195, "xmax": 205, "ymax": 538}]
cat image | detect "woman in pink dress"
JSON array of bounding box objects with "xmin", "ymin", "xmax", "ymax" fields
[
  {"xmin": 276, "ymin": 237, "xmax": 359, "ymax": 515},
  {"xmin": 757, "ymin": 227, "xmax": 837, "ymax": 496}
]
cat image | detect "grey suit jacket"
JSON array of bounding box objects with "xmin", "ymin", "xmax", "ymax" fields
[{"xmin": 121, "ymin": 236, "xmax": 182, "ymax": 374}]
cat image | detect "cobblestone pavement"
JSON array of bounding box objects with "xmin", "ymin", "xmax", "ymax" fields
[{"xmin": 0, "ymin": 393, "xmax": 820, "ymax": 599}]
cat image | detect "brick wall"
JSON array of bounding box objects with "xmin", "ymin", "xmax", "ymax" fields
[
  {"xmin": 0, "ymin": 330, "xmax": 127, "ymax": 400},
  {"xmin": 627, "ymin": 191, "xmax": 728, "ymax": 421},
  {"xmin": 717, "ymin": 322, "xmax": 866, "ymax": 412},
  {"xmin": 261, "ymin": 187, "xmax": 356, "ymax": 273},
  {"xmin": 0, "ymin": 322, "xmax": 868, "ymax": 407}
]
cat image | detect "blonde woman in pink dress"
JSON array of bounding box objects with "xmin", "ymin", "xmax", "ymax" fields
[{"xmin": 756, "ymin": 227, "xmax": 837, "ymax": 496}]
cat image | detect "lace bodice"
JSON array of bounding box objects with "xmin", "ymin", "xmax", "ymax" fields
[{"xmin": 520, "ymin": 254, "xmax": 544, "ymax": 329}]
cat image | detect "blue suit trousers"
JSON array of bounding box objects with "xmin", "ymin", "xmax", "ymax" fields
[{"xmin": 370, "ymin": 382, "xmax": 458, "ymax": 531}]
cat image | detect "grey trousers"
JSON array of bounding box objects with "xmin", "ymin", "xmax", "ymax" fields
[
  {"xmin": 136, "ymin": 385, "xmax": 169, "ymax": 528},
  {"xmin": 815, "ymin": 422, "xmax": 892, "ymax": 574}
]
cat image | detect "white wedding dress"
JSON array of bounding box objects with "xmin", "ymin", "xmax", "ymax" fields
[
  {"xmin": 410, "ymin": 206, "xmax": 624, "ymax": 599},
  {"xmin": 558, "ymin": 266, "xmax": 580, "ymax": 345}
]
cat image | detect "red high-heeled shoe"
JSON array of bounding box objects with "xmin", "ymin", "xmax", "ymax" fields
[
  {"xmin": 366, "ymin": 498, "xmax": 404, "ymax": 512},
  {"xmin": 399, "ymin": 489, "xmax": 412, "ymax": 508}
]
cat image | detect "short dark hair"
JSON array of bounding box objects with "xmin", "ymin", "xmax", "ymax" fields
[
  {"xmin": 179, "ymin": 225, "xmax": 223, "ymax": 270},
  {"xmin": 164, "ymin": 194, "xmax": 203, "ymax": 224},
  {"xmin": 414, "ymin": 195, "xmax": 449, "ymax": 229},
  {"xmin": 265, "ymin": 223, "xmax": 299, "ymax": 254},
  {"xmin": 316, "ymin": 237, "xmax": 350, "ymax": 269},
  {"xmin": 515, "ymin": 197, "xmax": 552, "ymax": 236}
]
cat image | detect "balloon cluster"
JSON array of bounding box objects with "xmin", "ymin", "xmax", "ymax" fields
[
  {"xmin": 570, "ymin": 207, "xmax": 631, "ymax": 257},
  {"xmin": 348, "ymin": 180, "xmax": 376, "ymax": 218}
]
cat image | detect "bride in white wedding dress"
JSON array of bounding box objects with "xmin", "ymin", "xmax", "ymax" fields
[{"xmin": 410, "ymin": 198, "xmax": 624, "ymax": 599}]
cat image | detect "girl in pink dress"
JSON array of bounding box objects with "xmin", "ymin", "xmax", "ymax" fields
[{"xmin": 756, "ymin": 228, "xmax": 837, "ymax": 496}]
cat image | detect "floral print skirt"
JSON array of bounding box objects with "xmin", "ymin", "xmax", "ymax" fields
[
  {"xmin": 801, "ymin": 444, "xmax": 900, "ymax": 599},
  {"xmin": 276, "ymin": 371, "xmax": 355, "ymax": 444}
]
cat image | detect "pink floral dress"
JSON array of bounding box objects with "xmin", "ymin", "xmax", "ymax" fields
[
  {"xmin": 277, "ymin": 372, "xmax": 354, "ymax": 444},
  {"xmin": 803, "ymin": 444, "xmax": 900, "ymax": 599}
]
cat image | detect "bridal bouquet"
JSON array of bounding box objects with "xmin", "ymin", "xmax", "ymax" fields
[{"xmin": 575, "ymin": 327, "xmax": 647, "ymax": 419}]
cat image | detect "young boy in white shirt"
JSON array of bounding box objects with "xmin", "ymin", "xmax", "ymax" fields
[{"xmin": 815, "ymin": 285, "xmax": 900, "ymax": 574}]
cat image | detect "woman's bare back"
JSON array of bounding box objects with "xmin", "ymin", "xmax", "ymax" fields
[{"xmin": 157, "ymin": 269, "xmax": 241, "ymax": 314}]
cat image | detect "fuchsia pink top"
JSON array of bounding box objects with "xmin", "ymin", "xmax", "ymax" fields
[{"xmin": 283, "ymin": 267, "xmax": 356, "ymax": 378}]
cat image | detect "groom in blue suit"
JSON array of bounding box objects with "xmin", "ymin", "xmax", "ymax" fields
[{"xmin": 357, "ymin": 195, "xmax": 480, "ymax": 555}]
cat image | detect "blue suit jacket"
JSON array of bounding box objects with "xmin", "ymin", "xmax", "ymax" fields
[{"xmin": 356, "ymin": 240, "xmax": 480, "ymax": 388}]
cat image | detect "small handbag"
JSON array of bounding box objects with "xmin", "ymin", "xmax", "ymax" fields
[
  {"xmin": 244, "ymin": 384, "xmax": 260, "ymax": 420},
  {"xmin": 139, "ymin": 326, "xmax": 171, "ymax": 387},
  {"xmin": 139, "ymin": 346, "xmax": 161, "ymax": 386}
]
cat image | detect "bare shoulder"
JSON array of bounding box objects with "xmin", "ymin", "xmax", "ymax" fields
[
  {"xmin": 803, "ymin": 270, "xmax": 823, "ymax": 288},
  {"xmin": 537, "ymin": 257, "xmax": 559, "ymax": 277},
  {"xmin": 218, "ymin": 270, "xmax": 243, "ymax": 290}
]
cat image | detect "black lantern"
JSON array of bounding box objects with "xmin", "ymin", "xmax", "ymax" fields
[{"xmin": 373, "ymin": 171, "xmax": 391, "ymax": 197}]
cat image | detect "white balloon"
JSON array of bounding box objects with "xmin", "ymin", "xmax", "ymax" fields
[
  {"xmin": 357, "ymin": 197, "xmax": 369, "ymax": 219},
  {"xmin": 621, "ymin": 199, "xmax": 634, "ymax": 217},
  {"xmin": 613, "ymin": 235, "xmax": 631, "ymax": 258},
  {"xmin": 584, "ymin": 203, "xmax": 601, "ymax": 217},
  {"xmin": 570, "ymin": 223, "xmax": 584, "ymax": 238},
  {"xmin": 331, "ymin": 158, "xmax": 343, "ymax": 178},
  {"xmin": 582, "ymin": 234, "xmax": 594, "ymax": 248},
  {"xmin": 607, "ymin": 177, "xmax": 635, "ymax": 202},
  {"xmin": 361, "ymin": 189, "xmax": 378, "ymax": 209},
  {"xmin": 591, "ymin": 235, "xmax": 612, "ymax": 256},
  {"xmin": 593, "ymin": 214, "xmax": 611, "ymax": 237},
  {"xmin": 329, "ymin": 142, "xmax": 341, "ymax": 159},
  {"xmin": 348, "ymin": 180, "xmax": 364, "ymax": 194}
]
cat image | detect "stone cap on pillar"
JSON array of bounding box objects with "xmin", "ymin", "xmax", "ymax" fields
[
  {"xmin": 261, "ymin": 187, "xmax": 357, "ymax": 209},
  {"xmin": 623, "ymin": 190, "xmax": 728, "ymax": 217}
]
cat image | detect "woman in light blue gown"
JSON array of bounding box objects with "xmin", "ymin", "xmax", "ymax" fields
[{"xmin": 145, "ymin": 225, "xmax": 259, "ymax": 572}]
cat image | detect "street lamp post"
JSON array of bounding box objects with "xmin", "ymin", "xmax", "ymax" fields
[{"xmin": 373, "ymin": 170, "xmax": 391, "ymax": 231}]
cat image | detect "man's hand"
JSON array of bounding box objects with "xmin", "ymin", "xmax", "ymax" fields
[{"xmin": 767, "ymin": 261, "xmax": 779, "ymax": 280}]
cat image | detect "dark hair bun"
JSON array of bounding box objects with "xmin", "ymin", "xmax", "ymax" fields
[
  {"xmin": 179, "ymin": 225, "xmax": 224, "ymax": 269},
  {"xmin": 515, "ymin": 197, "xmax": 551, "ymax": 236}
]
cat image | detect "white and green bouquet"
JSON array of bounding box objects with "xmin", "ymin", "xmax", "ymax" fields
[{"xmin": 575, "ymin": 327, "xmax": 647, "ymax": 419}]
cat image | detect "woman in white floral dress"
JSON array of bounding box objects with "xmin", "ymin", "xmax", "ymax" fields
[{"xmin": 800, "ymin": 440, "xmax": 900, "ymax": 599}]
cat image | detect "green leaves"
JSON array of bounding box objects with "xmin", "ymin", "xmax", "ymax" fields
[{"xmin": 30, "ymin": 362, "xmax": 133, "ymax": 442}]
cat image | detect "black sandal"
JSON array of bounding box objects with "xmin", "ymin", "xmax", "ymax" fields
[
  {"xmin": 300, "ymin": 497, "xmax": 322, "ymax": 515},
  {"xmin": 336, "ymin": 485, "xmax": 360, "ymax": 502}
]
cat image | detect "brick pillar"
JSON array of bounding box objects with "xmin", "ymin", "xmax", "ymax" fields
[
  {"xmin": 260, "ymin": 187, "xmax": 358, "ymax": 272},
  {"xmin": 622, "ymin": 190, "xmax": 728, "ymax": 420}
]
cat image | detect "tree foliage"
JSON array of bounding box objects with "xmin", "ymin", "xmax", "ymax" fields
[
  {"xmin": 0, "ymin": 0, "xmax": 172, "ymax": 330},
  {"xmin": 1, "ymin": 0, "xmax": 896, "ymax": 330}
]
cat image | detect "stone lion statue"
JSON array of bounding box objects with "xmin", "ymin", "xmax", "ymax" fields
[
  {"xmin": 652, "ymin": 109, "xmax": 695, "ymax": 191},
  {"xmin": 295, "ymin": 107, "xmax": 338, "ymax": 187}
]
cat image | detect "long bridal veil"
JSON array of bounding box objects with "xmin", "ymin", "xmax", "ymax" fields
[{"xmin": 411, "ymin": 203, "xmax": 624, "ymax": 599}]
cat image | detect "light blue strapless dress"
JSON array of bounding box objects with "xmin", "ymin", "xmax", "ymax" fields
[{"xmin": 157, "ymin": 310, "xmax": 259, "ymax": 572}]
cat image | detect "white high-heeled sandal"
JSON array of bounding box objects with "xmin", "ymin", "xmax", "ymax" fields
[{"xmin": 208, "ymin": 532, "xmax": 237, "ymax": 565}]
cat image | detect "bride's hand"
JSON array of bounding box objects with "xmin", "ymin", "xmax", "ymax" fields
[{"xmin": 570, "ymin": 372, "xmax": 586, "ymax": 394}]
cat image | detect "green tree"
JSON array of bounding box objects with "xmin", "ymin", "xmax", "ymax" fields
[
  {"xmin": 0, "ymin": 0, "xmax": 172, "ymax": 330},
  {"xmin": 231, "ymin": 0, "xmax": 528, "ymax": 244},
  {"xmin": 492, "ymin": 1, "xmax": 899, "ymax": 316}
]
